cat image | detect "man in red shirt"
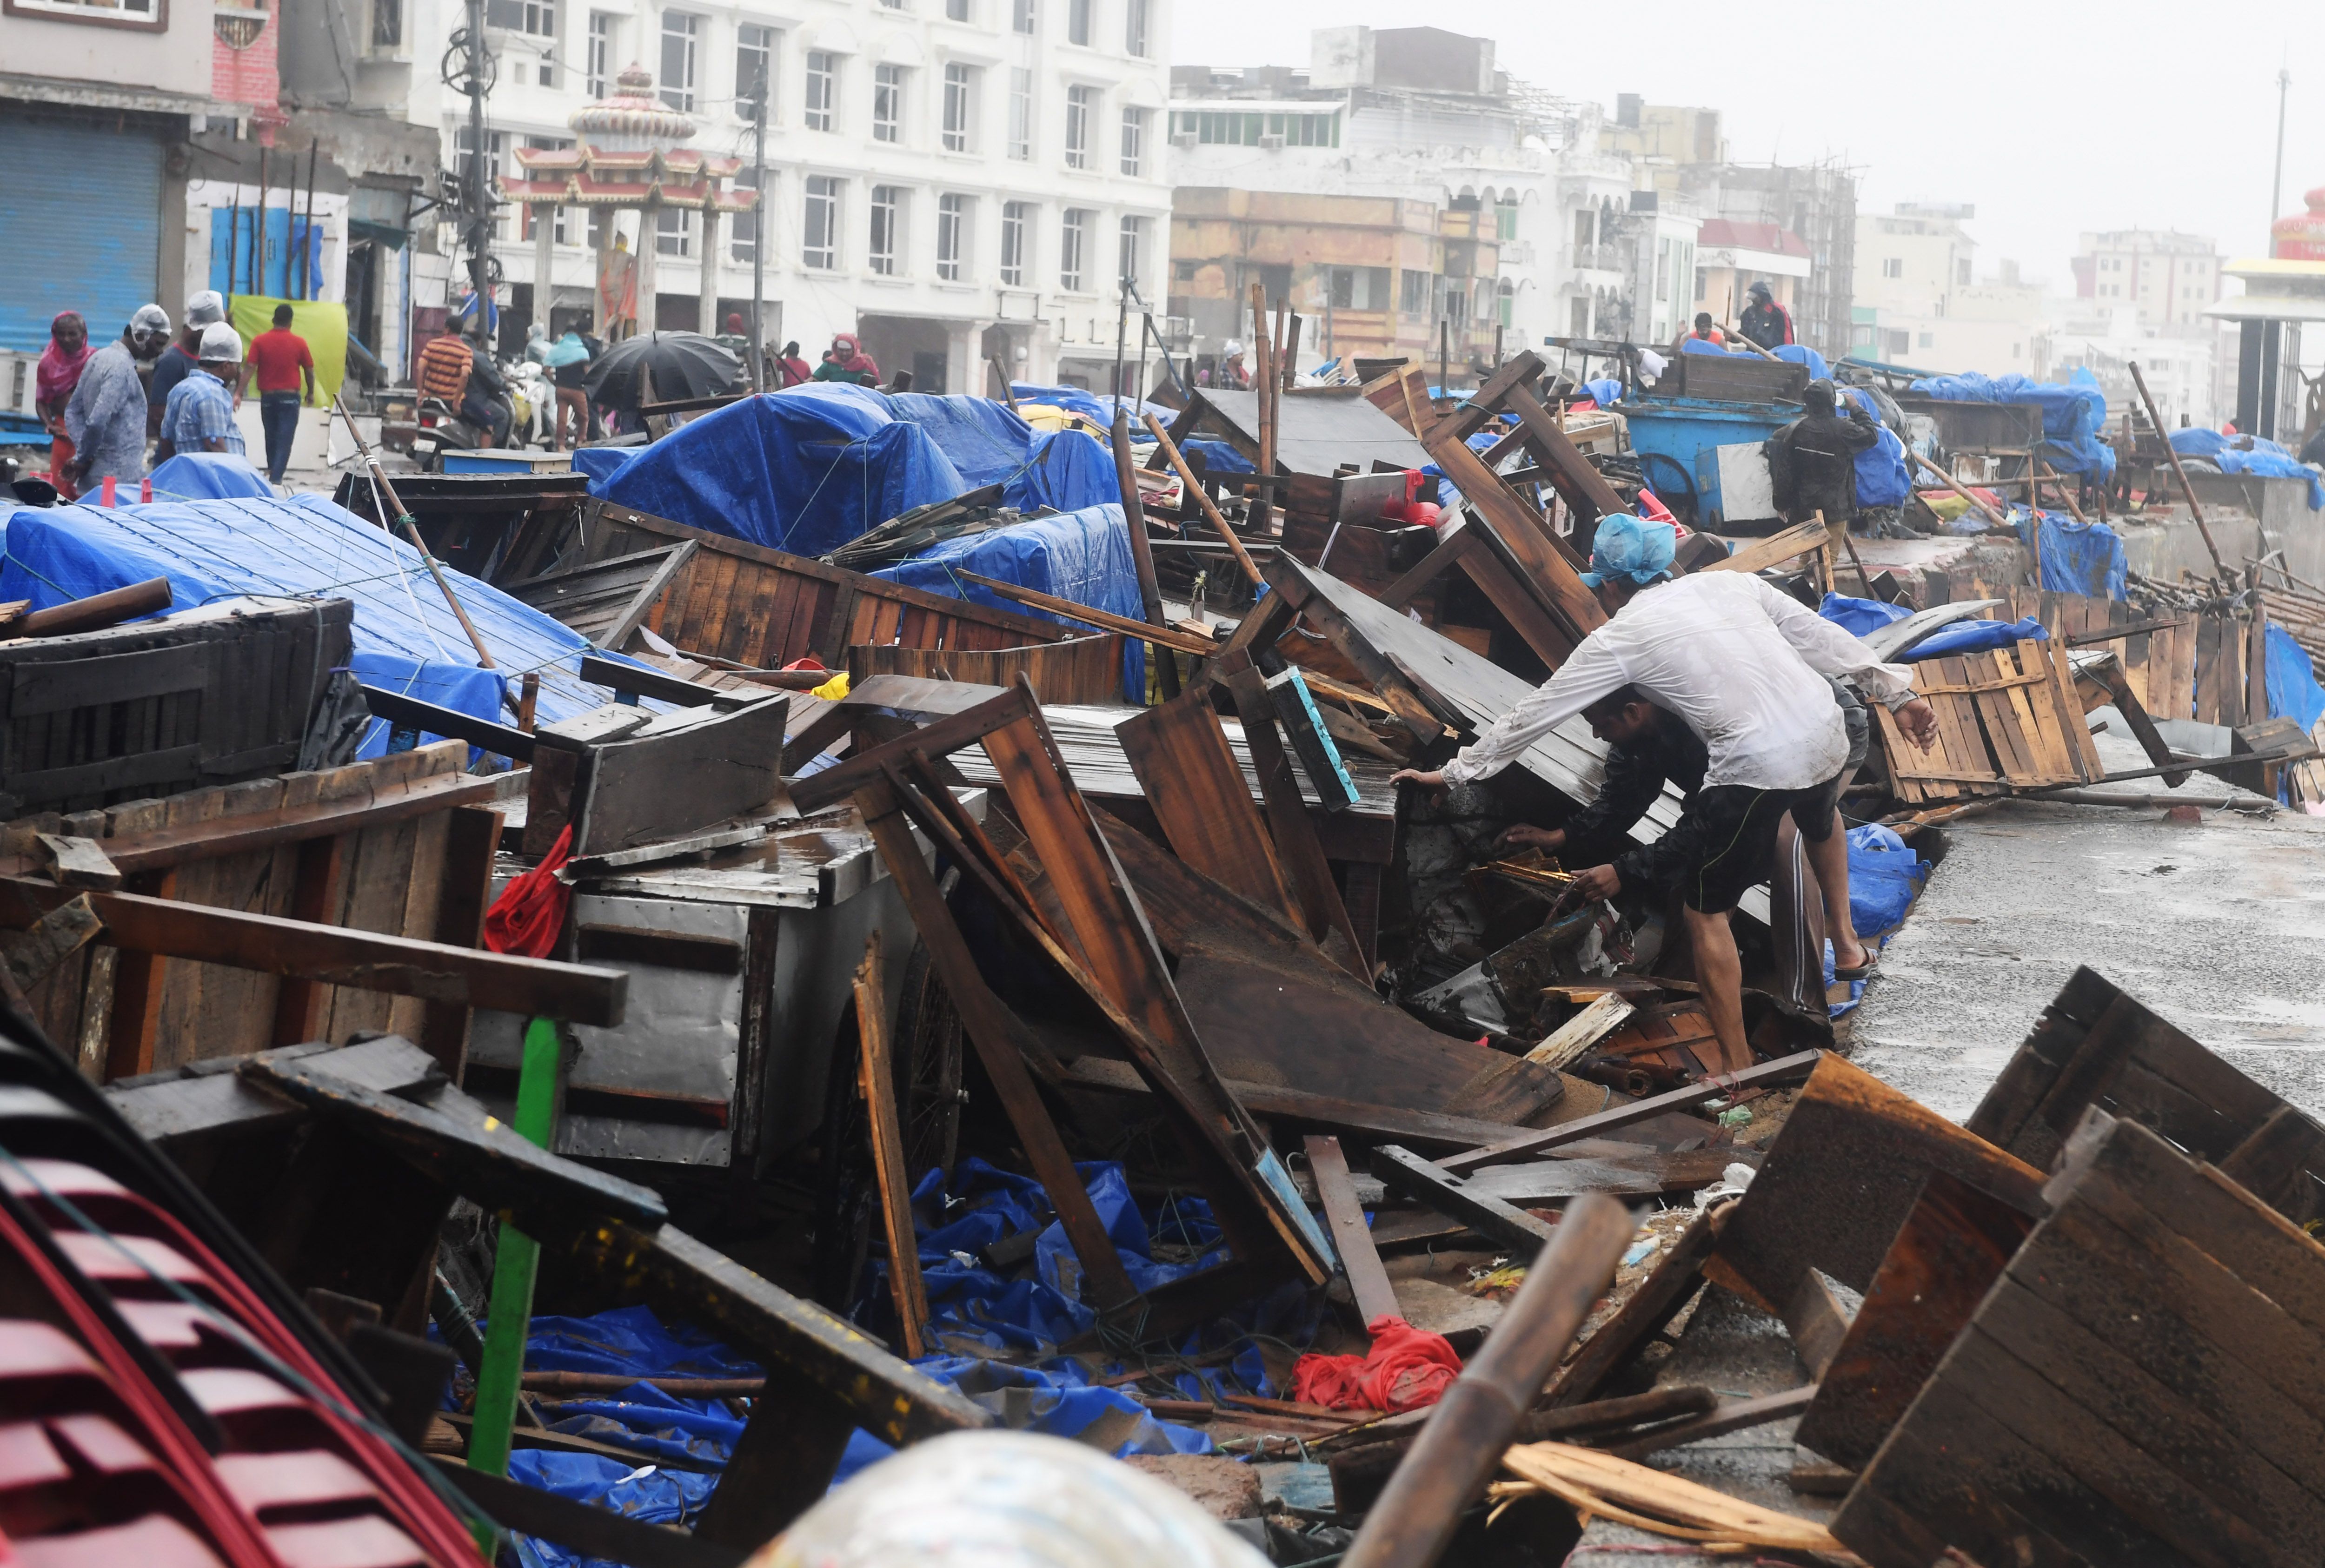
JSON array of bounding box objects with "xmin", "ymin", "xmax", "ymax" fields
[{"xmin": 242, "ymin": 304, "xmax": 317, "ymax": 484}]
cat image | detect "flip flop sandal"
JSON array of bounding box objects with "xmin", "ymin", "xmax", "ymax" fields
[{"xmin": 1833, "ymin": 956, "xmax": 1879, "ymax": 982}]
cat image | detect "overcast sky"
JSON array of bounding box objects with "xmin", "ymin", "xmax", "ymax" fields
[{"xmin": 1168, "ymin": 0, "xmax": 2325, "ymax": 293}]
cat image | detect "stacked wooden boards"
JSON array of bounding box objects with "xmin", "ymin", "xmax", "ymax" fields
[{"xmin": 1875, "ymin": 638, "xmax": 2104, "ymax": 804}]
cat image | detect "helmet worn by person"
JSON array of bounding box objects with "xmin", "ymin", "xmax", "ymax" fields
[{"xmin": 198, "ymin": 322, "xmax": 245, "ymax": 363}]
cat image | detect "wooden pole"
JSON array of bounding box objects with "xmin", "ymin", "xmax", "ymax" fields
[
  {"xmin": 989, "ymin": 356, "xmax": 1018, "ymax": 409},
  {"xmin": 1111, "ymin": 407, "xmax": 1179, "ymax": 699},
  {"xmin": 301, "ymin": 140, "xmax": 319, "ymax": 301},
  {"xmin": 2033, "ymin": 457, "xmax": 2089, "ymax": 524},
  {"xmin": 1249, "ymin": 283, "xmax": 1275, "ymax": 532},
  {"xmin": 329, "ymin": 387, "xmax": 501, "ymax": 671},
  {"xmin": 1144, "ymin": 411, "xmax": 1265, "ymax": 590},
  {"xmin": 2129, "ymin": 359, "xmax": 2229, "ymax": 581},
  {"xmin": 1909, "ymin": 447, "xmax": 2010, "ymax": 530},
  {"xmin": 256, "ymin": 144, "xmax": 270, "ymax": 296},
  {"xmin": 853, "ymin": 934, "xmax": 930, "ymax": 1360}
]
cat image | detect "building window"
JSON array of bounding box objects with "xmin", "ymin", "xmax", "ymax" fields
[
  {"xmin": 869, "ymin": 185, "xmax": 902, "ymax": 275},
  {"xmin": 1398, "ymin": 269, "xmax": 1428, "ymax": 317},
  {"xmin": 1918, "ymin": 331, "xmax": 1935, "ymax": 348},
  {"xmin": 1882, "ymin": 257, "xmax": 1902, "ymax": 278},
  {"xmin": 1572, "ymin": 208, "xmax": 1594, "ymax": 251},
  {"xmin": 1496, "ymin": 200, "xmax": 1519, "ymax": 241},
  {"xmin": 1008, "ymin": 68, "xmax": 1034, "ymax": 160},
  {"xmin": 1117, "ymin": 214, "xmax": 1146, "ymax": 287},
  {"xmin": 487, "ymin": 0, "xmax": 555, "ymax": 35},
  {"xmin": 1327, "ymin": 267, "xmax": 1389, "ymax": 310},
  {"xmin": 1123, "ymin": 0, "xmax": 1148, "ymax": 55},
  {"xmin": 874, "ymin": 64, "xmax": 904, "ymax": 142},
  {"xmin": 1654, "ymin": 238, "xmax": 1671, "ymax": 302},
  {"xmin": 1118, "ymin": 106, "xmax": 1147, "ymax": 177},
  {"xmin": 1060, "ymin": 208, "xmax": 1089, "ymax": 291},
  {"xmin": 805, "ymin": 52, "xmax": 837, "ymax": 132},
  {"xmin": 1001, "ymin": 201, "xmax": 1030, "ymax": 285},
  {"xmin": 878, "ymin": 0, "xmax": 904, "ymax": 8},
  {"xmin": 946, "ymin": 0, "xmax": 970, "ymax": 16},
  {"xmin": 1012, "ymin": 0, "xmax": 1034, "ymax": 30},
  {"xmin": 1571, "ymin": 297, "xmax": 1591, "ymax": 336},
  {"xmin": 656, "ymin": 207, "xmax": 694, "ymax": 258},
  {"xmin": 1497, "ymin": 278, "xmax": 1515, "ymax": 329},
  {"xmin": 1170, "ymin": 110, "xmax": 1338, "ymax": 147},
  {"xmin": 731, "ymin": 167, "xmax": 761, "ymax": 262},
  {"xmin": 803, "ymin": 175, "xmax": 840, "ymax": 269},
  {"xmin": 943, "ymin": 63, "xmax": 975, "ymax": 152},
  {"xmin": 658, "ymin": 12, "xmax": 698, "ymax": 111},
  {"xmin": 1064, "ymin": 86, "xmax": 1095, "ymax": 169},
  {"xmin": 586, "ymin": 12, "xmax": 612, "ymax": 96},
  {"xmin": 937, "ymin": 194, "xmax": 971, "ymax": 280},
  {"xmin": 736, "ymin": 24, "xmax": 774, "ymax": 115},
  {"xmin": 1066, "ymin": 0, "xmax": 1090, "ymax": 45},
  {"xmin": 1956, "ymin": 258, "xmax": 1971, "ymax": 285}
]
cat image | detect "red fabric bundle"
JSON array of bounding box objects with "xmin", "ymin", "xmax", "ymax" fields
[
  {"xmin": 1291, "ymin": 1315, "xmax": 1464, "ymax": 1413},
  {"xmin": 484, "ymin": 823, "xmax": 574, "ymax": 957}
]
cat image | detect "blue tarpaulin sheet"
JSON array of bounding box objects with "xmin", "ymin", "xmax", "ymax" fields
[
  {"xmin": 592, "ymin": 386, "xmax": 966, "ymax": 557},
  {"xmin": 2170, "ymin": 428, "xmax": 2325, "ymax": 509},
  {"xmin": 1909, "ymin": 369, "xmax": 2116, "ymax": 481},
  {"xmin": 872, "ymin": 503, "xmax": 1147, "ymax": 701},
  {"xmin": 2266, "ymin": 622, "xmax": 2325, "ymax": 748},
  {"xmin": 2010, "ymin": 507, "xmax": 2128, "ymax": 599},
  {"xmin": 0, "ymin": 494, "xmax": 610, "ymax": 757},
  {"xmin": 572, "ymin": 446, "xmax": 641, "ymax": 489},
  {"xmin": 1841, "ymin": 388, "xmax": 1913, "ymax": 508},
  {"xmin": 1820, "ymin": 592, "xmax": 1913, "ymax": 638},
  {"xmin": 1581, "ymin": 377, "xmax": 1624, "ymax": 407},
  {"xmin": 146, "ymin": 451, "xmax": 273, "ymax": 501},
  {"xmin": 1849, "ymin": 822, "xmax": 1929, "ymax": 935},
  {"xmin": 1901, "ymin": 615, "xmax": 2050, "ymax": 662},
  {"xmin": 1677, "ymin": 341, "xmax": 1832, "ymax": 381},
  {"xmin": 1182, "ymin": 437, "xmax": 1254, "ymax": 474},
  {"xmin": 887, "ymin": 392, "xmax": 1122, "ymax": 516}
]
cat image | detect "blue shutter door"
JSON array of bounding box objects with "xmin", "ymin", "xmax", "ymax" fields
[{"xmin": 0, "ymin": 118, "xmax": 165, "ymax": 352}]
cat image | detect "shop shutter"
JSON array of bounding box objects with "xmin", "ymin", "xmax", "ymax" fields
[{"xmin": 0, "ymin": 118, "xmax": 165, "ymax": 353}]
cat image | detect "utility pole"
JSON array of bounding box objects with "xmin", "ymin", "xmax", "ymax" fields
[
  {"xmin": 749, "ymin": 66, "xmax": 768, "ymax": 392},
  {"xmin": 459, "ymin": 0, "xmax": 495, "ymax": 341},
  {"xmin": 2272, "ymin": 67, "xmax": 2293, "ymax": 251}
]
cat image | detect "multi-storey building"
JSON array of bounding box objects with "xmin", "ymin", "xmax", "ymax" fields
[
  {"xmin": 1851, "ymin": 203, "xmax": 2047, "ymax": 377},
  {"xmin": 2071, "ymin": 230, "xmax": 2221, "ymax": 329},
  {"xmin": 301, "ymin": 0, "xmax": 1173, "ymax": 390}
]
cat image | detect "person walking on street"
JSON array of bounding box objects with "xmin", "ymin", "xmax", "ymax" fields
[
  {"xmin": 1738, "ymin": 281, "xmax": 1795, "ymax": 351},
  {"xmin": 1767, "ymin": 378, "xmax": 1881, "ymax": 547},
  {"xmin": 1391, "ymin": 513, "xmax": 1938, "ymax": 1074},
  {"xmin": 150, "ymin": 291, "xmax": 224, "ymax": 438},
  {"xmin": 543, "ymin": 329, "xmax": 599, "ymax": 450},
  {"xmin": 35, "ymin": 312, "xmax": 93, "ymax": 499},
  {"xmin": 156, "ymin": 324, "xmax": 248, "ymax": 463},
  {"xmin": 242, "ymin": 304, "xmax": 317, "ymax": 484},
  {"xmin": 64, "ymin": 304, "xmax": 170, "ymax": 492}
]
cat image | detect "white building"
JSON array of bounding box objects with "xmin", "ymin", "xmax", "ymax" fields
[
  {"xmin": 336, "ymin": 0, "xmax": 1174, "ymax": 390},
  {"xmin": 1852, "ymin": 203, "xmax": 2047, "ymax": 377}
]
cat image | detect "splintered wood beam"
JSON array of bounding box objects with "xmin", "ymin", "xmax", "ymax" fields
[
  {"xmin": 0, "ymin": 878, "xmax": 627, "ymax": 1027},
  {"xmin": 785, "ymin": 682, "xmax": 1037, "ymax": 815},
  {"xmin": 952, "ymin": 569, "xmax": 1217, "ymax": 654},
  {"xmin": 1306, "ymin": 1134, "xmax": 1400, "ymax": 1328},
  {"xmin": 1371, "ymin": 1144, "xmax": 1560, "ymax": 1257},
  {"xmin": 1700, "ymin": 520, "xmax": 1831, "ymax": 577},
  {"xmin": 1441, "ymin": 1051, "xmax": 1824, "ymax": 1174},
  {"xmin": 853, "ymin": 932, "xmax": 930, "ymax": 1360}
]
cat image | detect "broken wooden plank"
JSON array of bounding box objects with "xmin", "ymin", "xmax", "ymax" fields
[
  {"xmin": 1117, "ymin": 687, "xmax": 1302, "ymax": 925},
  {"xmin": 1700, "ymin": 521, "xmax": 1829, "ymax": 578},
  {"xmin": 33, "ymin": 835, "xmax": 119, "ymax": 890},
  {"xmin": 1543, "ymin": 1207, "xmax": 1721, "ymax": 1407},
  {"xmin": 853, "ymin": 933, "xmax": 929, "ymax": 1360},
  {"xmin": 3, "ymin": 891, "xmax": 100, "ymax": 992},
  {"xmin": 1606, "ymin": 1385, "xmax": 1819, "ymax": 1461},
  {"xmin": 1371, "ymin": 1144, "xmax": 1559, "ymax": 1257},
  {"xmin": 1526, "ymin": 994, "xmax": 1636, "ymax": 1074},
  {"xmin": 1307, "ymin": 1134, "xmax": 1401, "ymax": 1328},
  {"xmin": 1440, "ymin": 1051, "xmax": 1822, "ymax": 1175},
  {"xmin": 0, "ymin": 878, "xmax": 626, "ymax": 1027}
]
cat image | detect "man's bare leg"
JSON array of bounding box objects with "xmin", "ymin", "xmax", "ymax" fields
[
  {"xmin": 1682, "ymin": 904, "xmax": 1752, "ymax": 1074},
  {"xmin": 1803, "ymin": 826, "xmax": 1867, "ymax": 972}
]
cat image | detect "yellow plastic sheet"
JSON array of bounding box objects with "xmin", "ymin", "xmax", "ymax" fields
[{"xmin": 228, "ymin": 296, "xmax": 349, "ymax": 403}]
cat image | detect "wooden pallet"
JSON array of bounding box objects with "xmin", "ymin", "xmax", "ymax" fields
[
  {"xmin": 1877, "ymin": 637, "xmax": 2102, "ymax": 803},
  {"xmin": 579, "ymin": 499, "xmax": 1076, "ymax": 672}
]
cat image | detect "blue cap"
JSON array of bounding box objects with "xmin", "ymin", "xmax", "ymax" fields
[{"xmin": 1578, "ymin": 513, "xmax": 1677, "ymax": 589}]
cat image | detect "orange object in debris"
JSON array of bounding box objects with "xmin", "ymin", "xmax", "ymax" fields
[
  {"xmin": 483, "ymin": 824, "xmax": 574, "ymax": 957},
  {"xmin": 1292, "ymin": 1315, "xmax": 1463, "ymax": 1412}
]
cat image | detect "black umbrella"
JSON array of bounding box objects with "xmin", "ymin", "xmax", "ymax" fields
[{"xmin": 582, "ymin": 331, "xmax": 745, "ymax": 413}]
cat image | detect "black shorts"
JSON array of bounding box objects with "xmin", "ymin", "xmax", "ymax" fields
[{"xmin": 1679, "ymin": 774, "xmax": 1846, "ymax": 915}]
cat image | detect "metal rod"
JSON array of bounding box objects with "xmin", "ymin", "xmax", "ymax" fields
[
  {"xmin": 301, "ymin": 140, "xmax": 319, "ymax": 301},
  {"xmin": 2128, "ymin": 358, "xmax": 2229, "ymax": 580},
  {"xmin": 748, "ymin": 70, "xmax": 768, "ymax": 393},
  {"xmin": 329, "ymin": 387, "xmax": 501, "ymax": 671}
]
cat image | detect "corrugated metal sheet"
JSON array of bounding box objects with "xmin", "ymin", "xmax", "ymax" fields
[{"xmin": 0, "ymin": 118, "xmax": 164, "ymax": 353}]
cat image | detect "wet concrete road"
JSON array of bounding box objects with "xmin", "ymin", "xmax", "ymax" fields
[{"xmin": 1851, "ymin": 730, "xmax": 2325, "ymax": 1123}]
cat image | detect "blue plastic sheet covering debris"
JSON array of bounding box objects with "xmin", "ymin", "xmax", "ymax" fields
[
  {"xmin": 1840, "ymin": 388, "xmax": 1913, "ymax": 508},
  {"xmin": 1580, "ymin": 377, "xmax": 1624, "ymax": 407},
  {"xmin": 887, "ymin": 393, "xmax": 1120, "ymax": 516},
  {"xmin": 571, "ymin": 445, "xmax": 642, "ymax": 490},
  {"xmin": 1820, "ymin": 592, "xmax": 1912, "ymax": 638},
  {"xmin": 0, "ymin": 494, "xmax": 610, "ymax": 756},
  {"xmin": 2170, "ymin": 428, "xmax": 2325, "ymax": 509},
  {"xmin": 146, "ymin": 451, "xmax": 273, "ymax": 500},
  {"xmin": 1900, "ymin": 615, "xmax": 2050, "ymax": 662},
  {"xmin": 1182, "ymin": 437, "xmax": 1253, "ymax": 474},
  {"xmin": 871, "ymin": 503, "xmax": 1147, "ymax": 701},
  {"xmin": 466, "ymin": 1306, "xmax": 757, "ymax": 1568},
  {"xmin": 1824, "ymin": 825, "xmax": 1929, "ymax": 1018},
  {"xmin": 2266, "ymin": 622, "xmax": 2325, "ymax": 750},
  {"xmin": 2008, "ymin": 507, "xmax": 2127, "ymax": 599},
  {"xmin": 592, "ymin": 385, "xmax": 966, "ymax": 557},
  {"xmin": 1908, "ymin": 369, "xmax": 2115, "ymax": 481}
]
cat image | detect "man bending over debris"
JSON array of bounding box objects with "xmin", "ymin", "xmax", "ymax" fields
[{"xmin": 1392, "ymin": 514, "xmax": 1939, "ymax": 1070}]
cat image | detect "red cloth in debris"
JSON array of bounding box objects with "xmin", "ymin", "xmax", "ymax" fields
[
  {"xmin": 1291, "ymin": 1315, "xmax": 1464, "ymax": 1413},
  {"xmin": 483, "ymin": 824, "xmax": 573, "ymax": 957}
]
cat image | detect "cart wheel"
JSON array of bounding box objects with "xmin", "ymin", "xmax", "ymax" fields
[{"xmin": 892, "ymin": 937, "xmax": 964, "ymax": 1180}]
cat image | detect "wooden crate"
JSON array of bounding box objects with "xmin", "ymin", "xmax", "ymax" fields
[
  {"xmin": 0, "ymin": 596, "xmax": 350, "ymax": 818},
  {"xmin": 579, "ymin": 500, "xmax": 1074, "ymax": 671},
  {"xmin": 0, "ymin": 740, "xmax": 503, "ymax": 1083}
]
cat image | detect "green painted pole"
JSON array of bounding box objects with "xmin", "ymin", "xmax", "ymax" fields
[{"xmin": 466, "ymin": 1016, "xmax": 561, "ymax": 1476}]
